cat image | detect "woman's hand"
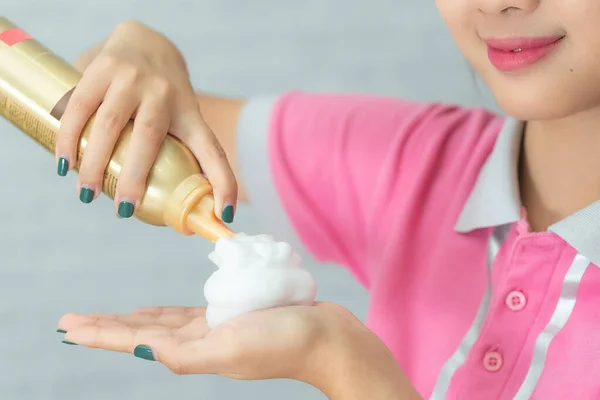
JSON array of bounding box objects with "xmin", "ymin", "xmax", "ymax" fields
[
  {"xmin": 58, "ymin": 303, "xmax": 333, "ymax": 381},
  {"xmin": 57, "ymin": 21, "xmax": 237, "ymax": 222},
  {"xmin": 57, "ymin": 303, "xmax": 421, "ymax": 399}
]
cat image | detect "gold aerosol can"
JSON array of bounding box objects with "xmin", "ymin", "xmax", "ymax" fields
[{"xmin": 0, "ymin": 17, "xmax": 234, "ymax": 242}]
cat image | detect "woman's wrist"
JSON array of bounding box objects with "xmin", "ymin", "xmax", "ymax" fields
[{"xmin": 301, "ymin": 305, "xmax": 422, "ymax": 400}]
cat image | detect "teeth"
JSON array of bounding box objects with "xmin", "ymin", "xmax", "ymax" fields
[{"xmin": 511, "ymin": 48, "xmax": 523, "ymax": 53}]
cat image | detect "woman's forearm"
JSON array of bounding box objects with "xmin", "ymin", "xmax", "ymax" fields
[
  {"xmin": 308, "ymin": 329, "xmax": 423, "ymax": 400},
  {"xmin": 195, "ymin": 94, "xmax": 246, "ymax": 201},
  {"xmin": 324, "ymin": 368, "xmax": 422, "ymax": 400},
  {"xmin": 322, "ymin": 353, "xmax": 422, "ymax": 400}
]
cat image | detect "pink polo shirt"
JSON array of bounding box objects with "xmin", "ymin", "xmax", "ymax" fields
[{"xmin": 236, "ymin": 92, "xmax": 600, "ymax": 399}]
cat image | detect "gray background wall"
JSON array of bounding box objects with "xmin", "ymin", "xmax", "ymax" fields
[{"xmin": 0, "ymin": 1, "xmax": 495, "ymax": 399}]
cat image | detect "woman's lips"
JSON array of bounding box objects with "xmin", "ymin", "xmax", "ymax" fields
[{"xmin": 485, "ymin": 36, "xmax": 565, "ymax": 72}]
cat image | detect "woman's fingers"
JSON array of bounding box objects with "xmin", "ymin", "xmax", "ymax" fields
[
  {"xmin": 132, "ymin": 306, "xmax": 207, "ymax": 318},
  {"xmin": 59, "ymin": 313, "xmax": 179, "ymax": 354},
  {"xmin": 55, "ymin": 23, "xmax": 240, "ymax": 225},
  {"xmin": 55, "ymin": 63, "xmax": 238, "ymax": 224},
  {"xmin": 54, "ymin": 62, "xmax": 111, "ymax": 177},
  {"xmin": 58, "ymin": 309, "xmax": 201, "ymax": 333},
  {"xmin": 58, "ymin": 313, "xmax": 118, "ymax": 332},
  {"xmin": 114, "ymin": 88, "xmax": 170, "ymax": 218},
  {"xmin": 57, "ymin": 308, "xmax": 209, "ymax": 354},
  {"xmin": 64, "ymin": 323, "xmax": 171, "ymax": 353},
  {"xmin": 172, "ymin": 103, "xmax": 238, "ymax": 223},
  {"xmin": 56, "ymin": 310, "xmax": 216, "ymax": 368},
  {"xmin": 76, "ymin": 77, "xmax": 140, "ymax": 204}
]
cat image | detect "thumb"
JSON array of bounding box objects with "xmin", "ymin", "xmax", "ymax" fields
[{"xmin": 136, "ymin": 337, "xmax": 234, "ymax": 376}]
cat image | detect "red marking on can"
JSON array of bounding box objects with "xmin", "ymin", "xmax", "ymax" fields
[{"xmin": 0, "ymin": 27, "xmax": 31, "ymax": 46}]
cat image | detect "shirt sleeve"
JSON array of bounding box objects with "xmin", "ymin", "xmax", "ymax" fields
[{"xmin": 237, "ymin": 91, "xmax": 501, "ymax": 287}]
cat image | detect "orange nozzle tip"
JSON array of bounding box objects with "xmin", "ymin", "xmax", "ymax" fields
[
  {"xmin": 213, "ymin": 223, "xmax": 236, "ymax": 240},
  {"xmin": 222, "ymin": 227, "xmax": 236, "ymax": 238},
  {"xmin": 186, "ymin": 211, "xmax": 237, "ymax": 243},
  {"xmin": 203, "ymin": 228, "xmax": 235, "ymax": 243}
]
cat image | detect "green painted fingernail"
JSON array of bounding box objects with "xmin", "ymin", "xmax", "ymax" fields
[
  {"xmin": 62, "ymin": 340, "xmax": 77, "ymax": 346},
  {"xmin": 57, "ymin": 157, "xmax": 69, "ymax": 177},
  {"xmin": 118, "ymin": 201, "xmax": 134, "ymax": 218},
  {"xmin": 221, "ymin": 205, "xmax": 235, "ymax": 223},
  {"xmin": 57, "ymin": 329, "xmax": 67, "ymax": 334},
  {"xmin": 79, "ymin": 187, "xmax": 94, "ymax": 204},
  {"xmin": 134, "ymin": 345, "xmax": 155, "ymax": 361}
]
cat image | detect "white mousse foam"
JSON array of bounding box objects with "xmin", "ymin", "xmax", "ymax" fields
[{"xmin": 204, "ymin": 233, "xmax": 317, "ymax": 329}]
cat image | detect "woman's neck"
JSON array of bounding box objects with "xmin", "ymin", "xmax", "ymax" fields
[{"xmin": 520, "ymin": 109, "xmax": 600, "ymax": 232}]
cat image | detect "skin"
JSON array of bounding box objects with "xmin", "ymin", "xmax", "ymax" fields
[
  {"xmin": 436, "ymin": 0, "xmax": 600, "ymax": 231},
  {"xmin": 64, "ymin": 25, "xmax": 420, "ymax": 399},
  {"xmin": 61, "ymin": 0, "xmax": 600, "ymax": 396},
  {"xmin": 59, "ymin": 21, "xmax": 238, "ymax": 221},
  {"xmin": 58, "ymin": 303, "xmax": 421, "ymax": 399}
]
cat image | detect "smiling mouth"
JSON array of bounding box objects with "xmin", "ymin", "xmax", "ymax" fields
[
  {"xmin": 484, "ymin": 36, "xmax": 565, "ymax": 72},
  {"xmin": 485, "ymin": 35, "xmax": 565, "ymax": 52}
]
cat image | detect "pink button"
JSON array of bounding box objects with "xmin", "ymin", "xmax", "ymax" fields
[
  {"xmin": 506, "ymin": 290, "xmax": 527, "ymax": 311},
  {"xmin": 483, "ymin": 351, "xmax": 503, "ymax": 372}
]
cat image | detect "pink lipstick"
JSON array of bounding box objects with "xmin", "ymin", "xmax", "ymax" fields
[{"xmin": 485, "ymin": 36, "xmax": 564, "ymax": 72}]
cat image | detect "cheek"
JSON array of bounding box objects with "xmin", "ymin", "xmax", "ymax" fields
[
  {"xmin": 573, "ymin": 26, "xmax": 600, "ymax": 65},
  {"xmin": 435, "ymin": 0, "xmax": 600, "ymax": 120},
  {"xmin": 435, "ymin": 1, "xmax": 478, "ymax": 60}
]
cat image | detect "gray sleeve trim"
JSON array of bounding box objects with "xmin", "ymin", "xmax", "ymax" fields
[{"xmin": 236, "ymin": 95, "xmax": 306, "ymax": 254}]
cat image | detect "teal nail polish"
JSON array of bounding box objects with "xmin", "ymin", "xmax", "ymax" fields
[
  {"xmin": 62, "ymin": 340, "xmax": 77, "ymax": 346},
  {"xmin": 221, "ymin": 205, "xmax": 235, "ymax": 223},
  {"xmin": 79, "ymin": 187, "xmax": 94, "ymax": 204},
  {"xmin": 118, "ymin": 201, "xmax": 134, "ymax": 218},
  {"xmin": 134, "ymin": 345, "xmax": 155, "ymax": 361},
  {"xmin": 57, "ymin": 329, "xmax": 67, "ymax": 334},
  {"xmin": 57, "ymin": 158, "xmax": 69, "ymax": 177}
]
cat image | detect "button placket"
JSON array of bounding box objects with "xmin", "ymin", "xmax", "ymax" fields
[{"xmin": 457, "ymin": 236, "xmax": 561, "ymax": 398}]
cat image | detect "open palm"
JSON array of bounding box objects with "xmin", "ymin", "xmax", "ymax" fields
[{"xmin": 58, "ymin": 303, "xmax": 336, "ymax": 380}]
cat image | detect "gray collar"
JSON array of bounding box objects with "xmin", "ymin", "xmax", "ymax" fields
[{"xmin": 454, "ymin": 118, "xmax": 600, "ymax": 266}]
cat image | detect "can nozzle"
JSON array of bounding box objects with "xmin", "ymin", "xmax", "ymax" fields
[
  {"xmin": 164, "ymin": 173, "xmax": 235, "ymax": 242},
  {"xmin": 187, "ymin": 198, "xmax": 235, "ymax": 242}
]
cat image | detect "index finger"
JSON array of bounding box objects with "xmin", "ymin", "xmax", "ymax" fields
[{"xmin": 175, "ymin": 111, "xmax": 239, "ymax": 223}]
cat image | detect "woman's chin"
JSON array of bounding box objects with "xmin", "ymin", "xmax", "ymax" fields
[
  {"xmin": 485, "ymin": 74, "xmax": 600, "ymax": 122},
  {"xmin": 494, "ymin": 93, "xmax": 589, "ymax": 122}
]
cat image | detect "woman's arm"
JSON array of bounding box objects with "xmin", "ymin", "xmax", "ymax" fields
[
  {"xmin": 195, "ymin": 94, "xmax": 246, "ymax": 201},
  {"xmin": 310, "ymin": 309, "xmax": 423, "ymax": 400},
  {"xmin": 59, "ymin": 301, "xmax": 421, "ymax": 399},
  {"xmin": 320, "ymin": 347, "xmax": 423, "ymax": 400}
]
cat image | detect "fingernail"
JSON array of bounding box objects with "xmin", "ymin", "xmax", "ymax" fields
[
  {"xmin": 57, "ymin": 329, "xmax": 67, "ymax": 334},
  {"xmin": 118, "ymin": 201, "xmax": 135, "ymax": 218},
  {"xmin": 62, "ymin": 340, "xmax": 78, "ymax": 346},
  {"xmin": 57, "ymin": 157, "xmax": 69, "ymax": 177},
  {"xmin": 79, "ymin": 186, "xmax": 94, "ymax": 204},
  {"xmin": 133, "ymin": 345, "xmax": 156, "ymax": 361},
  {"xmin": 221, "ymin": 204, "xmax": 235, "ymax": 223}
]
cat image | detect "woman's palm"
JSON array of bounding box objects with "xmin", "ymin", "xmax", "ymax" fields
[{"xmin": 58, "ymin": 304, "xmax": 328, "ymax": 379}]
